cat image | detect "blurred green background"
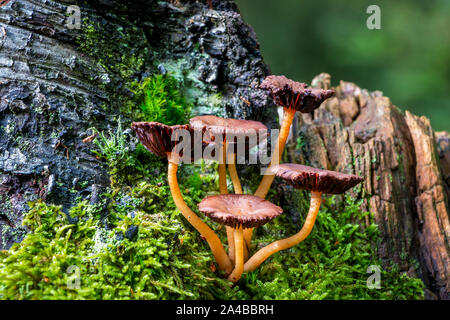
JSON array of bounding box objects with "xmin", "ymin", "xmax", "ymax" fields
[{"xmin": 235, "ymin": 0, "xmax": 450, "ymax": 131}]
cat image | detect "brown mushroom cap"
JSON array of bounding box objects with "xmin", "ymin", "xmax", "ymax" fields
[
  {"xmin": 189, "ymin": 115, "xmax": 268, "ymax": 158},
  {"xmin": 189, "ymin": 115, "xmax": 267, "ymax": 142},
  {"xmin": 198, "ymin": 194, "xmax": 283, "ymax": 229},
  {"xmin": 260, "ymin": 75, "xmax": 335, "ymax": 113},
  {"xmin": 272, "ymin": 163, "xmax": 363, "ymax": 194},
  {"xmin": 131, "ymin": 122, "xmax": 208, "ymax": 162}
]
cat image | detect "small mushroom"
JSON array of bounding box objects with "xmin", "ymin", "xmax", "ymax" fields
[
  {"xmin": 246, "ymin": 76, "xmax": 335, "ymax": 247},
  {"xmin": 198, "ymin": 194, "xmax": 283, "ymax": 283},
  {"xmin": 244, "ymin": 163, "xmax": 363, "ymax": 272},
  {"xmin": 131, "ymin": 121, "xmax": 233, "ymax": 274},
  {"xmin": 190, "ymin": 115, "xmax": 268, "ymax": 192},
  {"xmin": 190, "ymin": 115, "xmax": 268, "ymax": 263},
  {"xmin": 255, "ymin": 76, "xmax": 335, "ymax": 198},
  {"xmin": 131, "ymin": 122, "xmax": 192, "ymax": 159}
]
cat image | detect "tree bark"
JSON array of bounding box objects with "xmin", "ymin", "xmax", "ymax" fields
[
  {"xmin": 285, "ymin": 73, "xmax": 449, "ymax": 299},
  {"xmin": 0, "ymin": 0, "xmax": 274, "ymax": 249}
]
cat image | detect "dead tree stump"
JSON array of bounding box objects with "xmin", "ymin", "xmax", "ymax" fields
[{"xmin": 285, "ymin": 73, "xmax": 449, "ymax": 299}]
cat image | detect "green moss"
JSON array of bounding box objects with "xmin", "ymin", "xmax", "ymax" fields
[
  {"xmin": 76, "ymin": 14, "xmax": 226, "ymax": 127},
  {"xmin": 296, "ymin": 135, "xmax": 305, "ymax": 151},
  {"xmin": 77, "ymin": 19, "xmax": 148, "ymax": 87},
  {"xmin": 233, "ymin": 192, "xmax": 424, "ymax": 299},
  {"xmin": 0, "ymin": 196, "xmax": 232, "ymax": 299},
  {"xmin": 0, "ymin": 138, "xmax": 425, "ymax": 300},
  {"xmin": 75, "ymin": 16, "xmax": 153, "ymax": 122},
  {"xmin": 128, "ymin": 74, "xmax": 191, "ymax": 125}
]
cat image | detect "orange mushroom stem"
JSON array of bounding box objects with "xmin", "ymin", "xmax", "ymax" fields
[
  {"xmin": 227, "ymin": 151, "xmax": 250, "ymax": 261},
  {"xmin": 168, "ymin": 160, "xmax": 233, "ymax": 274},
  {"xmin": 218, "ymin": 142, "xmax": 229, "ymax": 195},
  {"xmin": 228, "ymin": 225, "xmax": 244, "ymax": 283},
  {"xmin": 245, "ymin": 163, "xmax": 363, "ymax": 272},
  {"xmin": 228, "ymin": 152, "xmax": 243, "ymax": 194},
  {"xmin": 227, "ymin": 150, "xmax": 249, "ymax": 261},
  {"xmin": 244, "ymin": 191, "xmax": 322, "ymax": 272},
  {"xmin": 253, "ymin": 108, "xmax": 296, "ymax": 199},
  {"xmin": 218, "ymin": 142, "xmax": 238, "ymax": 264}
]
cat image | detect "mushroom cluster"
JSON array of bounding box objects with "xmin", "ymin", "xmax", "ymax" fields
[{"xmin": 131, "ymin": 75, "xmax": 363, "ymax": 283}]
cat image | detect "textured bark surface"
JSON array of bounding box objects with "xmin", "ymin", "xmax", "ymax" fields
[
  {"xmin": 285, "ymin": 73, "xmax": 449, "ymax": 299},
  {"xmin": 436, "ymin": 131, "xmax": 450, "ymax": 201},
  {"xmin": 0, "ymin": 0, "xmax": 274, "ymax": 249}
]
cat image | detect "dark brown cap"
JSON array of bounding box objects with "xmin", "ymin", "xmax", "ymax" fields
[
  {"xmin": 198, "ymin": 194, "xmax": 283, "ymax": 229},
  {"xmin": 272, "ymin": 163, "xmax": 363, "ymax": 194},
  {"xmin": 131, "ymin": 122, "xmax": 207, "ymax": 161},
  {"xmin": 260, "ymin": 75, "xmax": 335, "ymax": 113}
]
